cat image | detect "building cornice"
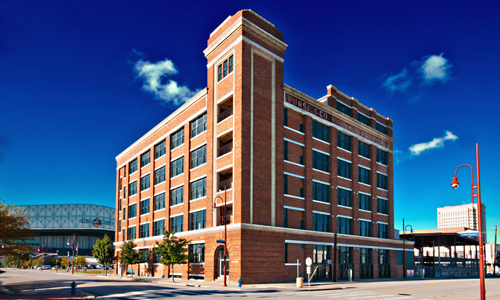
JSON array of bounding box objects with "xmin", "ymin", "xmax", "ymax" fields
[
  {"xmin": 204, "ymin": 17, "xmax": 287, "ymax": 60},
  {"xmin": 283, "ymin": 84, "xmax": 395, "ymax": 146}
]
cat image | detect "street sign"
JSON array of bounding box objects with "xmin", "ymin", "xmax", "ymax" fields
[
  {"xmin": 306, "ymin": 267, "xmax": 311, "ymax": 274},
  {"xmin": 216, "ymin": 239, "xmax": 226, "ymax": 244},
  {"xmin": 305, "ymin": 257, "xmax": 312, "ymax": 266},
  {"xmin": 460, "ymin": 231, "xmax": 479, "ymax": 237}
]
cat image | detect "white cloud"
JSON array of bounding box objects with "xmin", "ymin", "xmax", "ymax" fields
[
  {"xmin": 409, "ymin": 131, "xmax": 458, "ymax": 156},
  {"xmin": 381, "ymin": 53, "xmax": 452, "ymax": 95},
  {"xmin": 382, "ymin": 68, "xmax": 412, "ymax": 93},
  {"xmin": 419, "ymin": 53, "xmax": 452, "ymax": 83},
  {"xmin": 134, "ymin": 58, "xmax": 199, "ymax": 106}
]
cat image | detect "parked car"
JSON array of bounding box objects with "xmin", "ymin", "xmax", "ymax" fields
[
  {"xmin": 51, "ymin": 266, "xmax": 57, "ymax": 270},
  {"xmin": 37, "ymin": 265, "xmax": 51, "ymax": 270}
]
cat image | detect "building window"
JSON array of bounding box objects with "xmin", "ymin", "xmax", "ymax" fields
[
  {"xmin": 337, "ymin": 188, "xmax": 352, "ymax": 207},
  {"xmin": 358, "ymin": 141, "xmax": 371, "ymax": 159},
  {"xmin": 360, "ymin": 248, "xmax": 372, "ymax": 264},
  {"xmin": 377, "ymin": 198, "xmax": 388, "ymax": 214},
  {"xmin": 123, "ymin": 207, "xmax": 126, "ymax": 220},
  {"xmin": 313, "ymin": 213, "xmax": 330, "ymax": 232},
  {"xmin": 141, "ymin": 174, "xmax": 150, "ymax": 191},
  {"xmin": 128, "ymin": 226, "xmax": 136, "ymax": 240},
  {"xmin": 190, "ymin": 210, "xmax": 206, "ymax": 230},
  {"xmin": 189, "ymin": 243, "xmax": 205, "ymax": 263},
  {"xmin": 337, "ymin": 159, "xmax": 352, "ymax": 179},
  {"xmin": 377, "ymin": 173, "xmax": 388, "ymax": 190},
  {"xmin": 357, "ymin": 113, "xmax": 370, "ymax": 126},
  {"xmin": 312, "ymin": 120, "xmax": 329, "ymax": 143},
  {"xmin": 171, "ymin": 128, "xmax": 184, "ymax": 150},
  {"xmin": 337, "ymin": 132, "xmax": 352, "ymax": 151},
  {"xmin": 284, "ymin": 141, "xmax": 288, "ymax": 160},
  {"xmin": 155, "ymin": 140, "xmax": 166, "ymax": 159},
  {"xmin": 128, "ymin": 203, "xmax": 137, "ymax": 219},
  {"xmin": 377, "ymin": 149, "xmax": 388, "ymax": 165},
  {"xmin": 141, "ymin": 150, "xmax": 150, "ymax": 167},
  {"xmin": 300, "ymin": 211, "xmax": 305, "ymax": 229},
  {"xmin": 283, "ymin": 175, "xmax": 288, "ymax": 194},
  {"xmin": 154, "ymin": 192, "xmax": 165, "ymax": 211},
  {"xmin": 190, "ymin": 177, "xmax": 206, "ymax": 200},
  {"xmin": 313, "ymin": 245, "xmax": 330, "ymax": 264},
  {"xmin": 191, "ymin": 113, "xmax": 207, "ymax": 138},
  {"xmin": 359, "ymin": 220, "xmax": 371, "ymax": 237},
  {"xmin": 339, "ymin": 246, "xmax": 352, "ymax": 265},
  {"xmin": 154, "ymin": 166, "xmax": 166, "ymax": 185},
  {"xmin": 358, "ymin": 167, "xmax": 371, "ymax": 185},
  {"xmin": 378, "ymin": 223, "xmax": 388, "ymax": 239},
  {"xmin": 119, "ymin": 198, "xmax": 122, "ymax": 210},
  {"xmin": 190, "ymin": 145, "xmax": 207, "ymax": 169},
  {"xmin": 284, "ymin": 107, "xmax": 288, "ymax": 126},
  {"xmin": 313, "ymin": 150, "xmax": 330, "ymax": 173},
  {"xmin": 284, "ymin": 208, "xmax": 288, "ymax": 227},
  {"xmin": 300, "ymin": 179, "xmax": 304, "ymax": 197},
  {"xmin": 171, "ymin": 156, "xmax": 184, "ymax": 177},
  {"xmin": 129, "ymin": 181, "xmax": 137, "ymax": 197},
  {"xmin": 124, "ymin": 165, "xmax": 127, "ymax": 177},
  {"xmin": 217, "ymin": 55, "xmax": 234, "ymax": 81},
  {"xmin": 376, "ymin": 122, "xmax": 388, "ymax": 135},
  {"xmin": 140, "ymin": 223, "xmax": 149, "ymax": 238},
  {"xmin": 299, "ymin": 115, "xmax": 304, "ymax": 133},
  {"xmin": 129, "ymin": 159, "xmax": 137, "ymax": 174},
  {"xmin": 300, "ymin": 147, "xmax": 304, "ymax": 165},
  {"xmin": 336, "ymin": 101, "xmax": 351, "ymax": 116},
  {"xmin": 170, "ymin": 186, "xmax": 184, "ymax": 206},
  {"xmin": 153, "ymin": 219, "xmax": 165, "ymax": 236},
  {"xmin": 359, "ymin": 193, "xmax": 371, "ymax": 211},
  {"xmin": 122, "ymin": 228, "xmax": 125, "ymax": 239},
  {"xmin": 337, "ymin": 217, "xmax": 352, "ymax": 234},
  {"xmin": 170, "ymin": 215, "xmax": 183, "ymax": 233},
  {"xmin": 313, "ymin": 181, "xmax": 329, "ymax": 203},
  {"xmin": 140, "ymin": 198, "xmax": 150, "ymax": 215},
  {"xmin": 379, "ymin": 249, "xmax": 390, "ymax": 277}
]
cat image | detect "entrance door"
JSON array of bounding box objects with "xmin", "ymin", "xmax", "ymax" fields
[{"xmin": 214, "ymin": 245, "xmax": 229, "ymax": 279}]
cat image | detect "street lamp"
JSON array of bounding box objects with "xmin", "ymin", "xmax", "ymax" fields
[
  {"xmin": 402, "ymin": 218, "xmax": 413, "ymax": 279},
  {"xmin": 56, "ymin": 250, "xmax": 59, "ymax": 273},
  {"xmin": 213, "ymin": 186, "xmax": 227, "ymax": 287},
  {"xmin": 451, "ymin": 143, "xmax": 485, "ymax": 300},
  {"xmin": 67, "ymin": 234, "xmax": 76, "ymax": 274}
]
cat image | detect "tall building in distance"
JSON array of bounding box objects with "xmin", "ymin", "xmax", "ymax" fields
[
  {"xmin": 437, "ymin": 203, "xmax": 487, "ymax": 242},
  {"xmin": 114, "ymin": 9, "xmax": 410, "ymax": 283}
]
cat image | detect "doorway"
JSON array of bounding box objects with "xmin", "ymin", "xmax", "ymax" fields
[{"xmin": 214, "ymin": 245, "xmax": 229, "ymax": 279}]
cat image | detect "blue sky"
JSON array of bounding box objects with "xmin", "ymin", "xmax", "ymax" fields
[{"xmin": 1, "ymin": 1, "xmax": 499, "ymax": 242}]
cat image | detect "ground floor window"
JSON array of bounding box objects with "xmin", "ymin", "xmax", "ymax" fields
[
  {"xmin": 379, "ymin": 249, "xmax": 391, "ymax": 278},
  {"xmin": 338, "ymin": 246, "xmax": 352, "ymax": 280},
  {"xmin": 359, "ymin": 248, "xmax": 373, "ymax": 279}
]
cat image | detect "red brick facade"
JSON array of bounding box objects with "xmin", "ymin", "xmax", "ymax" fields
[{"xmin": 114, "ymin": 9, "xmax": 412, "ymax": 284}]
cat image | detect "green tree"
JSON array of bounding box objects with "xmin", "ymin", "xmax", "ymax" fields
[
  {"xmin": 60, "ymin": 257, "xmax": 70, "ymax": 269},
  {"xmin": 119, "ymin": 240, "xmax": 143, "ymax": 278},
  {"xmin": 35, "ymin": 256, "xmax": 42, "ymax": 267},
  {"xmin": 76, "ymin": 256, "xmax": 87, "ymax": 271},
  {"xmin": 0, "ymin": 201, "xmax": 33, "ymax": 257},
  {"xmin": 93, "ymin": 234, "xmax": 116, "ymax": 276},
  {"xmin": 50, "ymin": 257, "xmax": 58, "ymax": 266},
  {"xmin": 154, "ymin": 231, "xmax": 193, "ymax": 282}
]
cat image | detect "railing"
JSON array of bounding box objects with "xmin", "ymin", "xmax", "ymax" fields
[
  {"xmin": 218, "ymin": 142, "xmax": 233, "ymax": 157},
  {"xmin": 218, "ymin": 108, "xmax": 233, "ymax": 123},
  {"xmin": 218, "ymin": 178, "xmax": 232, "ymax": 191}
]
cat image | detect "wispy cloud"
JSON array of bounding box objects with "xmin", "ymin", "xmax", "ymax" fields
[
  {"xmin": 409, "ymin": 131, "xmax": 458, "ymax": 156},
  {"xmin": 133, "ymin": 53, "xmax": 200, "ymax": 106},
  {"xmin": 381, "ymin": 68, "xmax": 412, "ymax": 94},
  {"xmin": 419, "ymin": 53, "xmax": 452, "ymax": 84},
  {"xmin": 381, "ymin": 53, "xmax": 452, "ymax": 95}
]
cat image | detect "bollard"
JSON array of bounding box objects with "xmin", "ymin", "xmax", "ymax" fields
[
  {"xmin": 70, "ymin": 281, "xmax": 77, "ymax": 295},
  {"xmin": 238, "ymin": 278, "xmax": 242, "ymax": 288}
]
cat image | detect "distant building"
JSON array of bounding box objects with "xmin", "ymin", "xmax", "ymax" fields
[
  {"xmin": 437, "ymin": 203, "xmax": 486, "ymax": 242},
  {"xmin": 21, "ymin": 204, "xmax": 115, "ymax": 256}
]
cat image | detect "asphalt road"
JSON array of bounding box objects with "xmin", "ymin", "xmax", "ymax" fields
[{"xmin": 2, "ymin": 269, "xmax": 500, "ymax": 299}]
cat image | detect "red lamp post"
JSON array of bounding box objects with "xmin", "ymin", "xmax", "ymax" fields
[
  {"xmin": 451, "ymin": 143, "xmax": 485, "ymax": 300},
  {"xmin": 213, "ymin": 186, "xmax": 227, "ymax": 287}
]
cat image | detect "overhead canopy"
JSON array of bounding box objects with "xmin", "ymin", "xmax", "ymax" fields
[{"xmin": 400, "ymin": 227, "xmax": 480, "ymax": 249}]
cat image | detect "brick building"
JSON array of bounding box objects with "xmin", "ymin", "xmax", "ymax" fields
[{"xmin": 114, "ymin": 9, "xmax": 412, "ymax": 283}]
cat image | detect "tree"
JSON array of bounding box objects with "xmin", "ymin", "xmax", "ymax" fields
[
  {"xmin": 60, "ymin": 257, "xmax": 70, "ymax": 269},
  {"xmin": 76, "ymin": 256, "xmax": 87, "ymax": 271},
  {"xmin": 0, "ymin": 201, "xmax": 33, "ymax": 257},
  {"xmin": 35, "ymin": 256, "xmax": 42, "ymax": 267},
  {"xmin": 93, "ymin": 234, "xmax": 116, "ymax": 276},
  {"xmin": 50, "ymin": 257, "xmax": 58, "ymax": 266},
  {"xmin": 119, "ymin": 240, "xmax": 143, "ymax": 278},
  {"xmin": 154, "ymin": 231, "xmax": 193, "ymax": 282}
]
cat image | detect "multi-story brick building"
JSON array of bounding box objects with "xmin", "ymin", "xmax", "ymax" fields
[
  {"xmin": 437, "ymin": 203, "xmax": 487, "ymax": 242},
  {"xmin": 114, "ymin": 9, "xmax": 412, "ymax": 283}
]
